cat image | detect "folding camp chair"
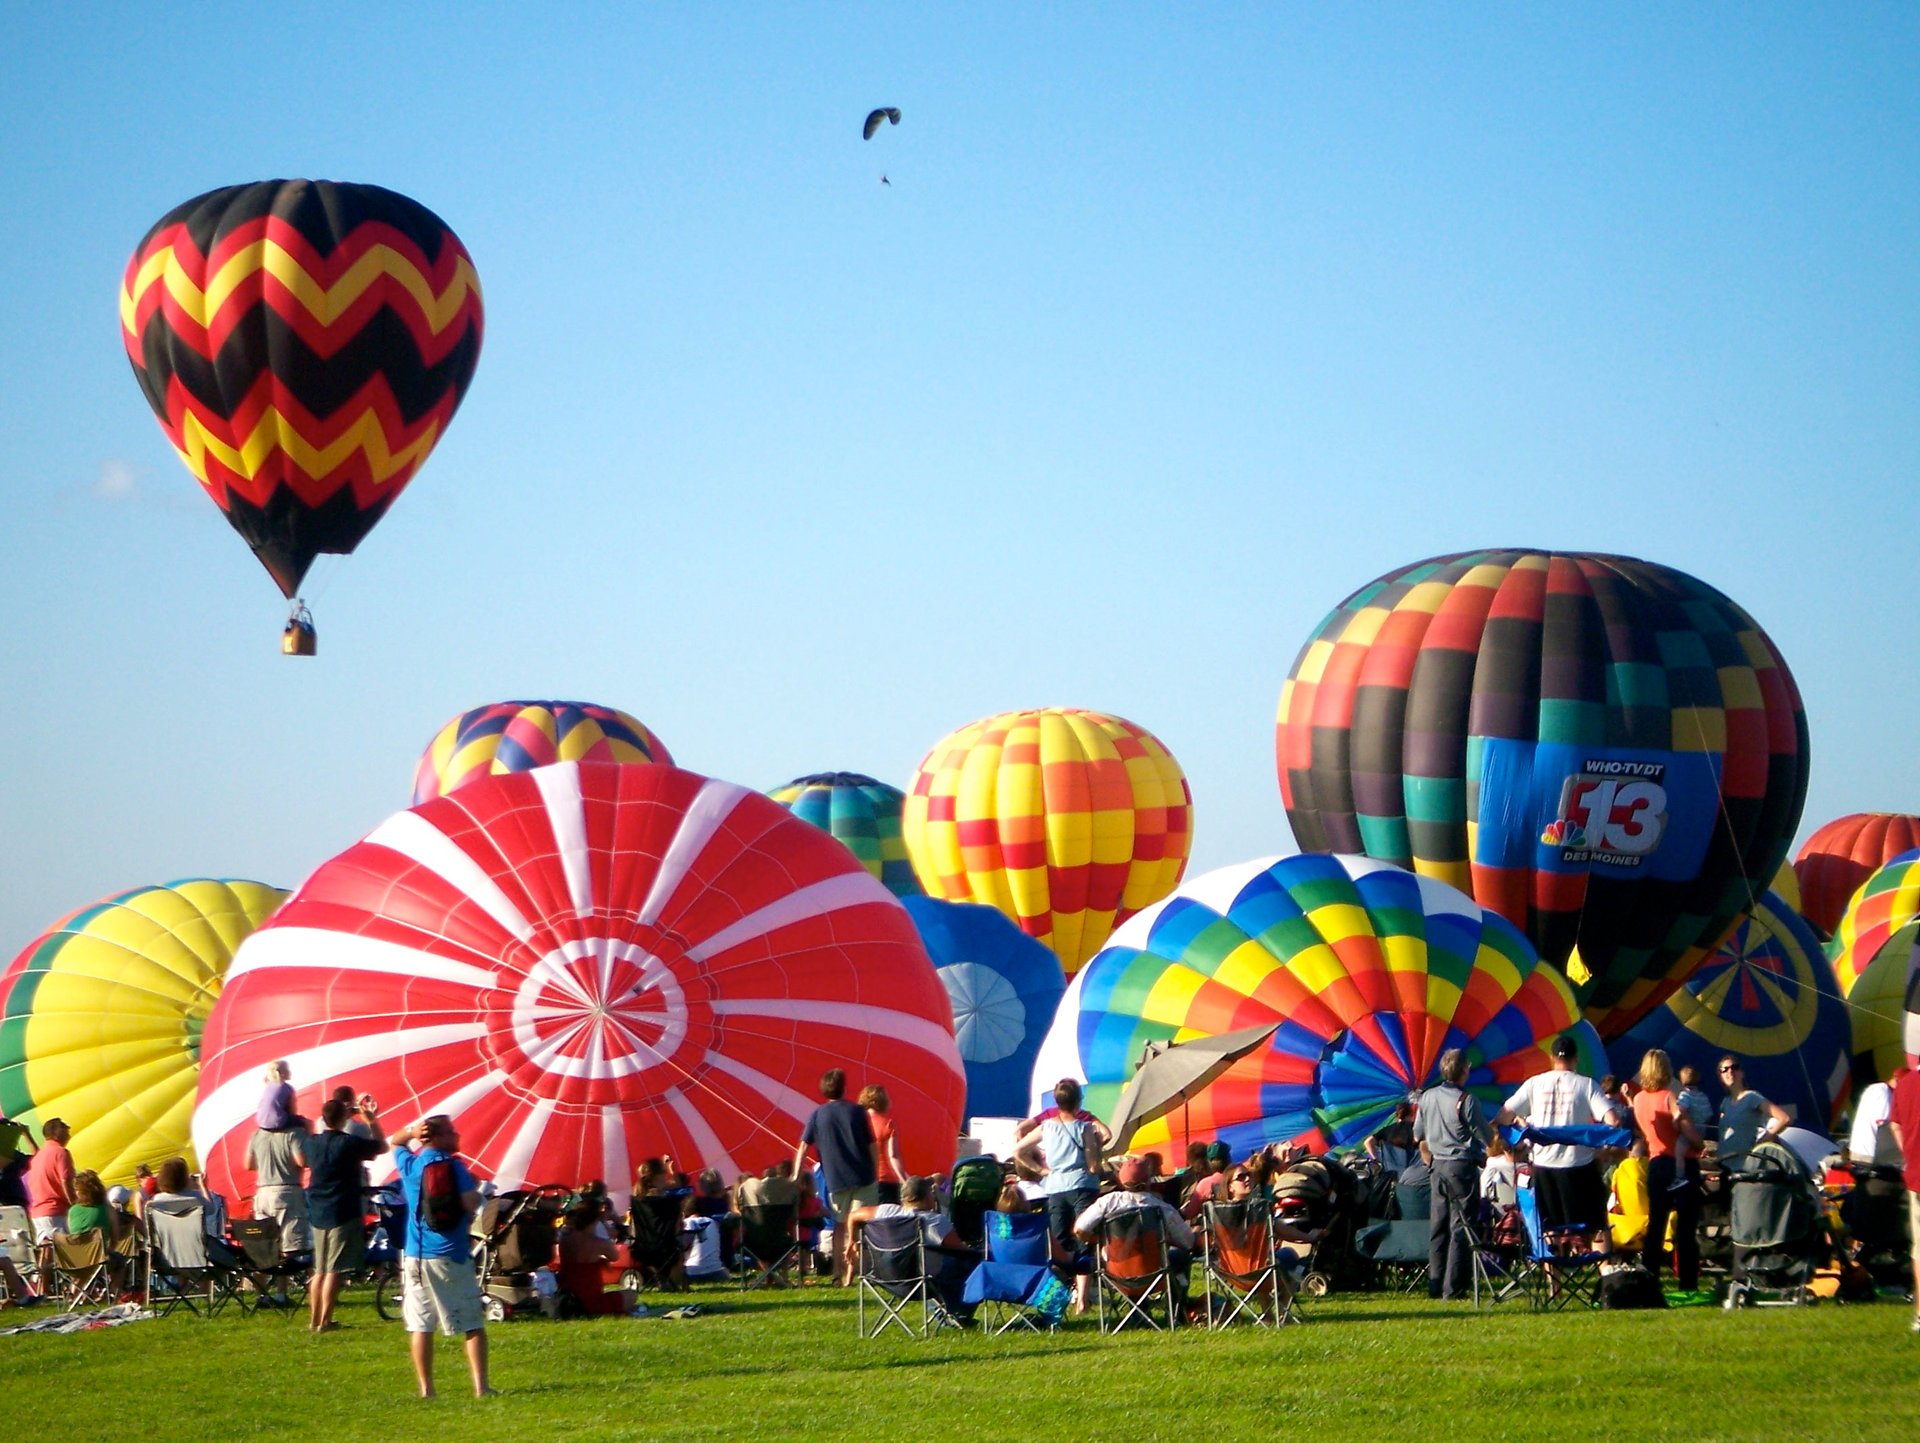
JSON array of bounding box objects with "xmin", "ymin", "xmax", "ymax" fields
[
  {"xmin": 962, "ymin": 1210, "xmax": 1066, "ymax": 1334},
  {"xmin": 856, "ymin": 1215, "xmax": 934, "ymax": 1338},
  {"xmin": 1452, "ymin": 1193, "xmax": 1527, "ymax": 1308},
  {"xmin": 230, "ymin": 1214, "xmax": 311, "ymax": 1315},
  {"xmin": 144, "ymin": 1197, "xmax": 245, "ymax": 1318},
  {"xmin": 0, "ymin": 1203, "xmax": 41, "ymax": 1301},
  {"xmin": 1202, "ymin": 1202, "xmax": 1289, "ymax": 1326},
  {"xmin": 1355, "ymin": 1218, "xmax": 1432, "ymax": 1296},
  {"xmin": 628, "ymin": 1194, "xmax": 690, "ymax": 1291},
  {"xmin": 44, "ymin": 1229, "xmax": 115, "ymax": 1309},
  {"xmin": 1092, "ymin": 1205, "xmax": 1180, "ymax": 1333},
  {"xmin": 737, "ymin": 1202, "xmax": 801, "ymax": 1290},
  {"xmin": 1515, "ymin": 1185, "xmax": 1605, "ymax": 1311}
]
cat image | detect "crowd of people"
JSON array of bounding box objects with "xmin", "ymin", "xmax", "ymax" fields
[{"xmin": 5, "ymin": 1041, "xmax": 1919, "ymax": 1395}]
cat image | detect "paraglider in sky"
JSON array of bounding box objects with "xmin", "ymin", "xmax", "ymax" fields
[
  {"xmin": 902, "ymin": 708, "xmax": 1192, "ymax": 974},
  {"xmin": 0, "ymin": 879, "xmax": 286, "ymax": 1185},
  {"xmin": 1606, "ymin": 889, "xmax": 1849, "ymax": 1131},
  {"xmin": 191, "ymin": 763, "xmax": 965, "ymax": 1205},
  {"xmin": 412, "ymin": 700, "xmax": 672, "ymax": 805},
  {"xmin": 1828, "ymin": 848, "xmax": 1920, "ymax": 1083},
  {"xmin": 1276, "ymin": 550, "xmax": 1808, "ymax": 1039},
  {"xmin": 902, "ymin": 896, "xmax": 1066, "ymax": 1123},
  {"xmin": 120, "ymin": 179, "xmax": 484, "ymax": 649},
  {"xmin": 1793, "ymin": 814, "xmax": 1920, "ymax": 938},
  {"xmin": 767, "ymin": 773, "xmax": 922, "ymax": 898},
  {"xmin": 862, "ymin": 107, "xmax": 901, "ymax": 140},
  {"xmin": 1029, "ymin": 853, "xmax": 1602, "ymax": 1157}
]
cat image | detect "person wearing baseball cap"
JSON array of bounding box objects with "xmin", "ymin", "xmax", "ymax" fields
[{"xmin": 1073, "ymin": 1155, "xmax": 1197, "ymax": 1314}]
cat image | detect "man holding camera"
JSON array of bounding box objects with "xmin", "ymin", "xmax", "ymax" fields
[{"xmin": 304, "ymin": 1090, "xmax": 389, "ymax": 1333}]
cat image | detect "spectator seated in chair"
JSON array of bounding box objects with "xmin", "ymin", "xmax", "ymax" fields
[
  {"xmin": 848, "ymin": 1175, "xmax": 982, "ymax": 1324},
  {"xmin": 557, "ymin": 1200, "xmax": 641, "ymax": 1317}
]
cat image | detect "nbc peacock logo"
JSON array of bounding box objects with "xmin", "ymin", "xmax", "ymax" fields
[{"xmin": 1540, "ymin": 818, "xmax": 1587, "ymax": 848}]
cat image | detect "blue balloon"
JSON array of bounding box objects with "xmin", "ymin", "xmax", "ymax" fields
[{"xmin": 903, "ymin": 896, "xmax": 1067, "ymax": 1123}]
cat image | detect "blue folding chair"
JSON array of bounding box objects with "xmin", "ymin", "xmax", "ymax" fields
[
  {"xmin": 1515, "ymin": 1185, "xmax": 1605, "ymax": 1311},
  {"xmin": 962, "ymin": 1211, "xmax": 1068, "ymax": 1334}
]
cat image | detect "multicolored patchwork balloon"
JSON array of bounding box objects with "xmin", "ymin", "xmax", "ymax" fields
[
  {"xmin": 1276, "ymin": 550, "xmax": 1808, "ymax": 1039},
  {"xmin": 902, "ymin": 897, "xmax": 1067, "ymax": 1122},
  {"xmin": 1, "ymin": 879, "xmax": 287, "ymax": 1184},
  {"xmin": 412, "ymin": 700, "xmax": 672, "ymax": 805},
  {"xmin": 768, "ymin": 773, "xmax": 921, "ymax": 898},
  {"xmin": 1794, "ymin": 814, "xmax": 1920, "ymax": 938},
  {"xmin": 1030, "ymin": 853, "xmax": 1601, "ymax": 1157},
  {"xmin": 192, "ymin": 763, "xmax": 965, "ymax": 1205},
  {"xmin": 1606, "ymin": 890, "xmax": 1849, "ymax": 1131},
  {"xmin": 1828, "ymin": 848, "xmax": 1920, "ymax": 1081},
  {"xmin": 121, "ymin": 179, "xmax": 484, "ymax": 599},
  {"xmin": 902, "ymin": 708, "xmax": 1192, "ymax": 973}
]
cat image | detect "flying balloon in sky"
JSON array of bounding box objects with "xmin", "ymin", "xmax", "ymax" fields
[
  {"xmin": 412, "ymin": 700, "xmax": 672, "ymax": 805},
  {"xmin": 902, "ymin": 707, "xmax": 1193, "ymax": 974},
  {"xmin": 1276, "ymin": 549, "xmax": 1808, "ymax": 1039},
  {"xmin": 191, "ymin": 762, "xmax": 965, "ymax": 1205},
  {"xmin": 120, "ymin": 179, "xmax": 483, "ymax": 650}
]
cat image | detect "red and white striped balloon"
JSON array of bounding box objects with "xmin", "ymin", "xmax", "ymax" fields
[{"xmin": 192, "ymin": 762, "xmax": 965, "ymax": 1204}]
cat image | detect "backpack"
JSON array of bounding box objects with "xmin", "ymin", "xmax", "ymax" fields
[
  {"xmin": 949, "ymin": 1155, "xmax": 1005, "ymax": 1207},
  {"xmin": 1598, "ymin": 1262, "xmax": 1667, "ymax": 1310},
  {"xmin": 419, "ymin": 1157, "xmax": 465, "ymax": 1233}
]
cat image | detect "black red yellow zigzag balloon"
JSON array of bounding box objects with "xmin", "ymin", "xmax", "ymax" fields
[{"xmin": 120, "ymin": 180, "xmax": 483, "ymax": 597}]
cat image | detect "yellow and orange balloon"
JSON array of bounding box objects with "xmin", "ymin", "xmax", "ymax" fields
[{"xmin": 902, "ymin": 708, "xmax": 1192, "ymax": 972}]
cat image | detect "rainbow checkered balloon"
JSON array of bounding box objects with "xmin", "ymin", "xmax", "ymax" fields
[
  {"xmin": 902, "ymin": 708, "xmax": 1192, "ymax": 973},
  {"xmin": 412, "ymin": 700, "xmax": 672, "ymax": 804},
  {"xmin": 1828, "ymin": 848, "xmax": 1920, "ymax": 1080}
]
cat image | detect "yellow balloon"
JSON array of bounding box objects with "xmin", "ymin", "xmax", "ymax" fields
[
  {"xmin": 902, "ymin": 708, "xmax": 1192, "ymax": 972},
  {"xmin": 0, "ymin": 879, "xmax": 285, "ymax": 1184}
]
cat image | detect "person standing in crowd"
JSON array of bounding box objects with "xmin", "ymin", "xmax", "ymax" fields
[
  {"xmin": 860, "ymin": 1084, "xmax": 907, "ymax": 1205},
  {"xmin": 0, "ymin": 1116, "xmax": 34, "ymax": 1211},
  {"xmin": 1715, "ymin": 1056, "xmax": 1792, "ymax": 1170},
  {"xmin": 1885, "ymin": 1064, "xmax": 1920, "ymax": 1334},
  {"xmin": 1014, "ymin": 1078, "xmax": 1110, "ymax": 1315},
  {"xmin": 1850, "ymin": 1079, "xmax": 1896, "ymax": 1165},
  {"xmin": 25, "ymin": 1117, "xmax": 74, "ymax": 1243},
  {"xmin": 245, "ymin": 1108, "xmax": 311, "ymax": 1294},
  {"xmin": 1415, "ymin": 1048, "xmax": 1491, "ymax": 1301},
  {"xmin": 306, "ymin": 1092, "xmax": 389, "ymax": 1333},
  {"xmin": 1631, "ymin": 1048, "xmax": 1702, "ymax": 1292},
  {"xmin": 389, "ymin": 1115, "xmax": 494, "ymax": 1398},
  {"xmin": 1495, "ymin": 1036, "xmax": 1625, "ymax": 1253},
  {"xmin": 793, "ymin": 1069, "xmax": 878, "ymax": 1287}
]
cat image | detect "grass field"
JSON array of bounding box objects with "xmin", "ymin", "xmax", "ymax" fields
[{"xmin": 17, "ymin": 1280, "xmax": 1920, "ymax": 1442}]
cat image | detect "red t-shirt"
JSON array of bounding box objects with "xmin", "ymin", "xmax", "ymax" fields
[
  {"xmin": 1632, "ymin": 1089, "xmax": 1679, "ymax": 1158},
  {"xmin": 26, "ymin": 1138, "xmax": 73, "ymax": 1217},
  {"xmin": 1889, "ymin": 1068, "xmax": 1920, "ymax": 1194},
  {"xmin": 869, "ymin": 1111, "xmax": 901, "ymax": 1184}
]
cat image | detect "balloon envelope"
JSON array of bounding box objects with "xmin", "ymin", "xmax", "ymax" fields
[
  {"xmin": 1276, "ymin": 549, "xmax": 1808, "ymax": 1038},
  {"xmin": 902, "ymin": 896, "xmax": 1066, "ymax": 1122},
  {"xmin": 413, "ymin": 700, "xmax": 672, "ymax": 805},
  {"xmin": 1794, "ymin": 814, "xmax": 1920, "ymax": 938},
  {"xmin": 1030, "ymin": 854, "xmax": 1602, "ymax": 1157},
  {"xmin": 903, "ymin": 707, "xmax": 1192, "ymax": 972},
  {"xmin": 121, "ymin": 179, "xmax": 483, "ymax": 598},
  {"xmin": 1829, "ymin": 848, "xmax": 1920, "ymax": 1082},
  {"xmin": 193, "ymin": 763, "xmax": 964, "ymax": 1204},
  {"xmin": 1606, "ymin": 890, "xmax": 1849, "ymax": 1131},
  {"xmin": 769, "ymin": 773, "xmax": 922, "ymax": 899},
  {"xmin": 1, "ymin": 880, "xmax": 286, "ymax": 1184}
]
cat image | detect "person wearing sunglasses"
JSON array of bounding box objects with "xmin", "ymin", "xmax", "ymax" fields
[{"xmin": 1714, "ymin": 1057, "xmax": 1792, "ymax": 1173}]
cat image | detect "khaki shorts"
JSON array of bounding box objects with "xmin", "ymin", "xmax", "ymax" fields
[
  {"xmin": 312, "ymin": 1221, "xmax": 366, "ymax": 1276},
  {"xmin": 402, "ymin": 1256, "xmax": 485, "ymax": 1336},
  {"xmin": 254, "ymin": 1186, "xmax": 312, "ymax": 1252},
  {"xmin": 1908, "ymin": 1192, "xmax": 1920, "ymax": 1267},
  {"xmin": 831, "ymin": 1183, "xmax": 881, "ymax": 1220}
]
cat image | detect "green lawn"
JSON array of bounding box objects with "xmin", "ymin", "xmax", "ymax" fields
[{"xmin": 18, "ymin": 1281, "xmax": 1920, "ymax": 1441}]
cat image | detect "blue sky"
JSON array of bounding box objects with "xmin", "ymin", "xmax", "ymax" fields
[{"xmin": 1, "ymin": 5, "xmax": 1914, "ymax": 949}]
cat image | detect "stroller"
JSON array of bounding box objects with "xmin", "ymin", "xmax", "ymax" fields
[
  {"xmin": 472, "ymin": 1185, "xmax": 568, "ymax": 1321},
  {"xmin": 1837, "ymin": 1129, "xmax": 1913, "ymax": 1293},
  {"xmin": 1272, "ymin": 1154, "xmax": 1368, "ymax": 1295},
  {"xmin": 1723, "ymin": 1139, "xmax": 1827, "ymax": 1309}
]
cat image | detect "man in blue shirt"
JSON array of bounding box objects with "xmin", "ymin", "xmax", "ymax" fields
[
  {"xmin": 389, "ymin": 1114, "xmax": 494, "ymax": 1398},
  {"xmin": 793, "ymin": 1069, "xmax": 877, "ymax": 1286}
]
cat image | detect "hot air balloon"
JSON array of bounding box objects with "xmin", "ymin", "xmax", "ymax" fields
[
  {"xmin": 902, "ymin": 896, "xmax": 1066, "ymax": 1123},
  {"xmin": 1029, "ymin": 854, "xmax": 1603, "ymax": 1158},
  {"xmin": 191, "ymin": 763, "xmax": 965, "ymax": 1206},
  {"xmin": 120, "ymin": 179, "xmax": 484, "ymax": 649},
  {"xmin": 412, "ymin": 700, "xmax": 672, "ymax": 805},
  {"xmin": 1793, "ymin": 814, "xmax": 1920, "ymax": 938},
  {"xmin": 1276, "ymin": 550, "xmax": 1808, "ymax": 1039},
  {"xmin": 0, "ymin": 879, "xmax": 286, "ymax": 1185},
  {"xmin": 1606, "ymin": 890, "xmax": 1849, "ymax": 1131},
  {"xmin": 903, "ymin": 708, "xmax": 1192, "ymax": 974},
  {"xmin": 1829, "ymin": 849, "xmax": 1920, "ymax": 1083},
  {"xmin": 768, "ymin": 773, "xmax": 922, "ymax": 898}
]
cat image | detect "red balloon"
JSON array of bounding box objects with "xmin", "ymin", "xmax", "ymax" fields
[
  {"xmin": 191, "ymin": 763, "xmax": 964, "ymax": 1203},
  {"xmin": 1794, "ymin": 813, "xmax": 1920, "ymax": 936}
]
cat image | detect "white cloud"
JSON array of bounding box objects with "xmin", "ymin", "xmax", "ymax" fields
[{"xmin": 93, "ymin": 459, "xmax": 141, "ymax": 499}]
